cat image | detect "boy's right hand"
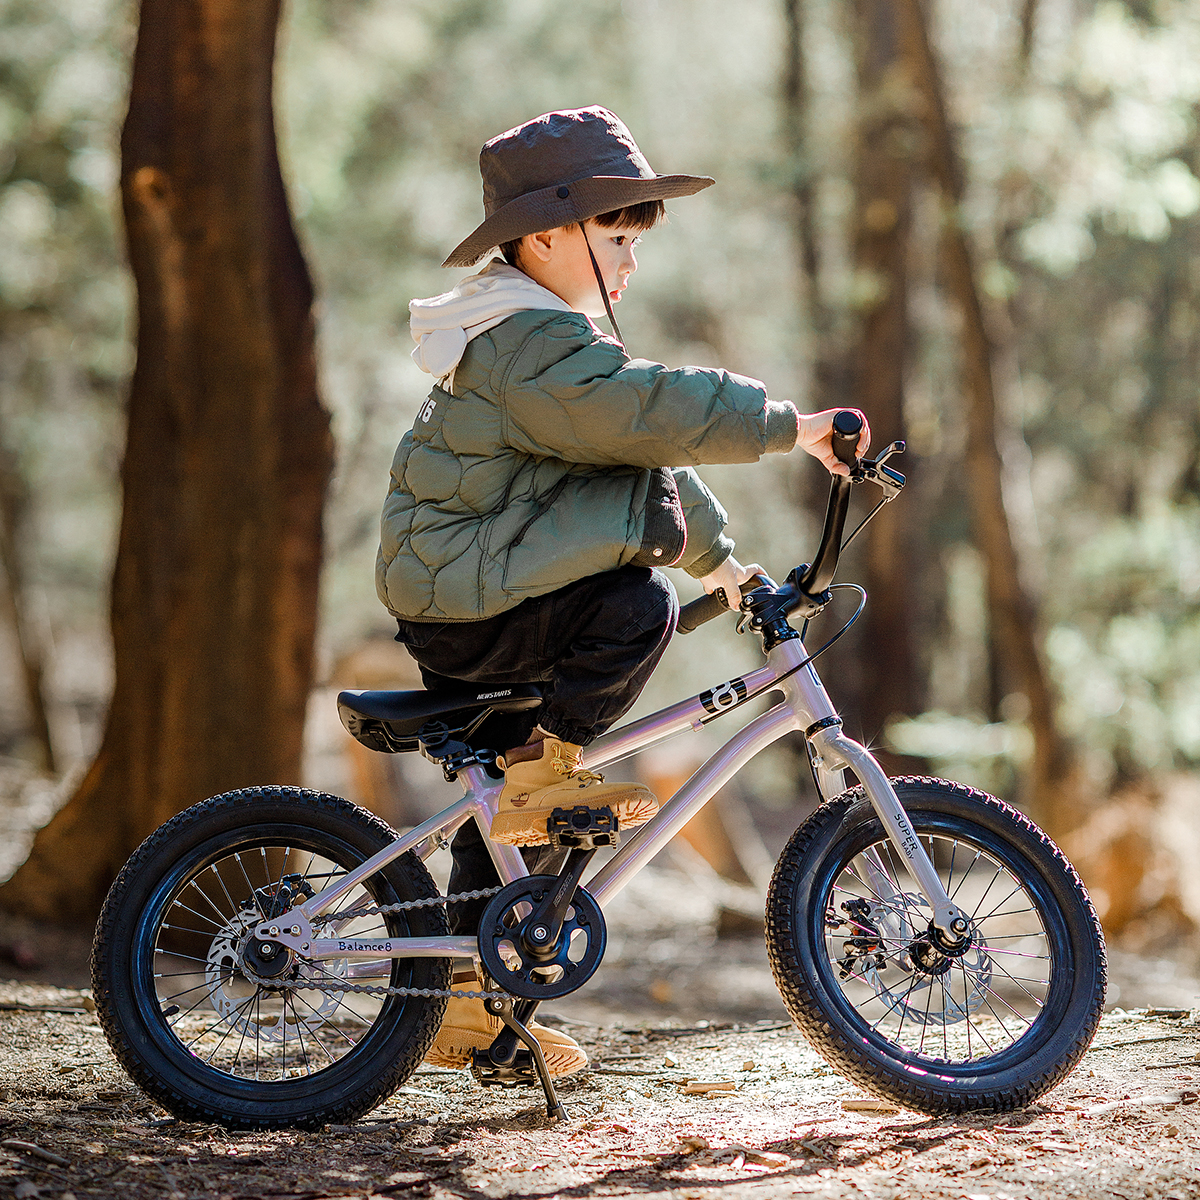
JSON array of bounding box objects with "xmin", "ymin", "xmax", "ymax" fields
[
  {"xmin": 699, "ymin": 556, "xmax": 766, "ymax": 612},
  {"xmin": 796, "ymin": 408, "xmax": 871, "ymax": 477}
]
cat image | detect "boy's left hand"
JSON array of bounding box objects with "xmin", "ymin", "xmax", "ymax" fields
[
  {"xmin": 699, "ymin": 557, "xmax": 765, "ymax": 612},
  {"xmin": 796, "ymin": 408, "xmax": 871, "ymax": 477}
]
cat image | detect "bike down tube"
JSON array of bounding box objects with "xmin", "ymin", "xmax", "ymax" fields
[
  {"xmin": 810, "ymin": 725, "xmax": 971, "ymax": 941},
  {"xmin": 587, "ymin": 699, "xmax": 801, "ymax": 907}
]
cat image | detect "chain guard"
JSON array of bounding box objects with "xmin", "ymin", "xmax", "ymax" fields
[{"xmin": 477, "ymin": 875, "xmax": 606, "ymax": 1000}]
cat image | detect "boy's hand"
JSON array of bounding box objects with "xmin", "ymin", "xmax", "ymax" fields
[
  {"xmin": 699, "ymin": 557, "xmax": 766, "ymax": 612},
  {"xmin": 796, "ymin": 408, "xmax": 871, "ymax": 477}
]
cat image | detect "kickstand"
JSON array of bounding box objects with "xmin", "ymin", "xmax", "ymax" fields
[{"xmin": 486, "ymin": 996, "xmax": 569, "ymax": 1122}]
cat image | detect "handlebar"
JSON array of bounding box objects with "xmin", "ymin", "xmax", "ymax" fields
[
  {"xmin": 676, "ymin": 575, "xmax": 767, "ymax": 635},
  {"xmin": 677, "ymin": 409, "xmax": 903, "ymax": 637}
]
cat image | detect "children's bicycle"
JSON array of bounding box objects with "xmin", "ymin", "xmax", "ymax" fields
[{"xmin": 92, "ymin": 412, "xmax": 1106, "ymax": 1129}]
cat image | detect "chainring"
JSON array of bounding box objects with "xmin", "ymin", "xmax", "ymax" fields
[{"xmin": 477, "ymin": 875, "xmax": 606, "ymax": 1000}]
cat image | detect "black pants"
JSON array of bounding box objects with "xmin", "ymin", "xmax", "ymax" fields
[{"xmin": 395, "ymin": 566, "xmax": 677, "ymax": 932}]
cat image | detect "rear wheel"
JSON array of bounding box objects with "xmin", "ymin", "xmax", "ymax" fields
[
  {"xmin": 93, "ymin": 787, "xmax": 451, "ymax": 1129},
  {"xmin": 766, "ymin": 777, "xmax": 1105, "ymax": 1113}
]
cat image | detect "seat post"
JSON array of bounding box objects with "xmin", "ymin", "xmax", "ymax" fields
[{"xmin": 459, "ymin": 763, "xmax": 529, "ymax": 885}]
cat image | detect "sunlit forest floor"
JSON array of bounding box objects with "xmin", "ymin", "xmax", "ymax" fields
[{"xmin": 4, "ymin": 764, "xmax": 1200, "ymax": 1198}]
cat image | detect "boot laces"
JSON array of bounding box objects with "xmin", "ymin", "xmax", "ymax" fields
[{"xmin": 550, "ymin": 743, "xmax": 605, "ymax": 785}]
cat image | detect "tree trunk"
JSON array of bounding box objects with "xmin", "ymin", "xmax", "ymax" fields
[
  {"xmin": 848, "ymin": 0, "xmax": 922, "ymax": 752},
  {"xmin": 0, "ymin": 0, "xmax": 333, "ymax": 923},
  {"xmin": 895, "ymin": 0, "xmax": 1079, "ymax": 832}
]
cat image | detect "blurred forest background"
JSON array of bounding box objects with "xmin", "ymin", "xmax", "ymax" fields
[{"xmin": 0, "ymin": 0, "xmax": 1198, "ymax": 952}]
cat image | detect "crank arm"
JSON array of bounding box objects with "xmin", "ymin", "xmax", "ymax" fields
[
  {"xmin": 811, "ymin": 729, "xmax": 971, "ymax": 943},
  {"xmin": 520, "ymin": 847, "xmax": 595, "ymax": 959}
]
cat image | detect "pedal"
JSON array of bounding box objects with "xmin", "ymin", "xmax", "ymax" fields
[
  {"xmin": 547, "ymin": 805, "xmax": 619, "ymax": 850},
  {"xmin": 470, "ymin": 1048, "xmax": 539, "ymax": 1088}
]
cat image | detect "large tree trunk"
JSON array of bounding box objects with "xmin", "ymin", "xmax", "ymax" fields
[
  {"xmin": 0, "ymin": 0, "xmax": 333, "ymax": 923},
  {"xmin": 896, "ymin": 0, "xmax": 1079, "ymax": 832}
]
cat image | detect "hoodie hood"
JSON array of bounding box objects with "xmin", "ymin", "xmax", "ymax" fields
[{"xmin": 409, "ymin": 260, "xmax": 576, "ymax": 381}]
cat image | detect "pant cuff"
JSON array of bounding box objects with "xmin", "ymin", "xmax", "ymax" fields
[{"xmin": 536, "ymin": 717, "xmax": 594, "ymax": 746}]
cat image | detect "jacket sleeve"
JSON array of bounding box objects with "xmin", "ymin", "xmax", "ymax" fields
[
  {"xmin": 673, "ymin": 468, "xmax": 735, "ymax": 578},
  {"xmin": 498, "ymin": 314, "xmax": 799, "ymax": 468}
]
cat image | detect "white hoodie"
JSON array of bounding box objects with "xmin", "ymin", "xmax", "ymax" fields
[{"xmin": 408, "ymin": 260, "xmax": 576, "ymax": 389}]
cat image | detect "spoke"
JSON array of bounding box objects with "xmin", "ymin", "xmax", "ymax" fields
[
  {"xmin": 974, "ymin": 985, "xmax": 1019, "ymax": 1044},
  {"xmin": 154, "ymin": 949, "xmax": 215, "ymax": 966},
  {"xmin": 185, "ymin": 877, "xmax": 234, "ymax": 926},
  {"xmin": 230, "ymin": 993, "xmax": 254, "ymax": 1075},
  {"xmin": 982, "ymin": 946, "xmax": 1051, "ymax": 960},
  {"xmin": 946, "ymin": 839, "xmax": 960, "ymax": 898},
  {"xmin": 182, "ymin": 990, "xmax": 259, "ymax": 1053},
  {"xmin": 292, "ymin": 975, "xmax": 369, "ymax": 1047},
  {"xmin": 284, "ymin": 993, "xmax": 313, "ymax": 1076},
  {"xmin": 156, "ymin": 980, "xmax": 217, "ymax": 1004},
  {"xmin": 164, "ymin": 900, "xmax": 224, "ymax": 931},
  {"xmin": 233, "ymin": 851, "xmax": 260, "ymax": 907},
  {"xmin": 209, "ymin": 862, "xmax": 243, "ymax": 921},
  {"xmin": 203, "ymin": 994, "xmax": 255, "ymax": 1065},
  {"xmin": 983, "ymin": 907, "xmax": 1038, "ymax": 919},
  {"xmin": 967, "ymin": 863, "xmax": 1005, "ymax": 921},
  {"xmin": 975, "ymin": 880, "xmax": 1028, "ymax": 923},
  {"xmin": 973, "ymin": 972, "xmax": 1033, "ymax": 1027},
  {"xmin": 948, "ymin": 847, "xmax": 984, "ymax": 901},
  {"xmin": 985, "ymin": 956, "xmax": 1049, "ymax": 1007},
  {"xmin": 917, "ymin": 969, "xmax": 936, "ymax": 1054},
  {"xmin": 284, "ymin": 990, "xmax": 346, "ymax": 1062},
  {"xmin": 161, "ymin": 922, "xmax": 222, "ymax": 938}
]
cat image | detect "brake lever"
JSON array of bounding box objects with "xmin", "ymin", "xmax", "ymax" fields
[{"xmin": 854, "ymin": 440, "xmax": 906, "ymax": 500}]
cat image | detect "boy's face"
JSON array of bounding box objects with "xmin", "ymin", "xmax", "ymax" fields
[{"xmin": 515, "ymin": 220, "xmax": 642, "ymax": 317}]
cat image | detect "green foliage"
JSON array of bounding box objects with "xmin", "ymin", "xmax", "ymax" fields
[
  {"xmin": 2, "ymin": 0, "xmax": 1199, "ymax": 797},
  {"xmin": 0, "ymin": 0, "xmax": 131, "ymax": 639}
]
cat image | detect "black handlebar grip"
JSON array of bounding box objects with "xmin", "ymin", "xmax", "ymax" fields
[
  {"xmin": 677, "ymin": 589, "xmax": 729, "ymax": 634},
  {"xmin": 831, "ymin": 409, "xmax": 864, "ymax": 468},
  {"xmin": 677, "ymin": 575, "xmax": 767, "ymax": 635}
]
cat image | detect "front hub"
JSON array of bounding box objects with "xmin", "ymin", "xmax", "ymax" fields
[{"xmin": 907, "ymin": 922, "xmax": 974, "ymax": 977}]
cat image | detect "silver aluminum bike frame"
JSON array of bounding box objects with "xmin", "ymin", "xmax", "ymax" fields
[{"xmin": 255, "ymin": 632, "xmax": 971, "ymax": 965}]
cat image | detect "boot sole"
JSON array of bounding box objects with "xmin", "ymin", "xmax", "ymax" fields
[
  {"xmin": 490, "ymin": 796, "xmax": 659, "ymax": 846},
  {"xmin": 425, "ymin": 1037, "xmax": 588, "ymax": 1078}
]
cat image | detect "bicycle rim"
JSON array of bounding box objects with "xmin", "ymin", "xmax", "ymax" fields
[
  {"xmin": 815, "ymin": 814, "xmax": 1069, "ymax": 1071},
  {"xmin": 136, "ymin": 830, "xmax": 416, "ymax": 1089}
]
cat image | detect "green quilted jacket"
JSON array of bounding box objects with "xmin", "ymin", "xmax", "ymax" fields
[{"xmin": 376, "ymin": 309, "xmax": 799, "ymax": 622}]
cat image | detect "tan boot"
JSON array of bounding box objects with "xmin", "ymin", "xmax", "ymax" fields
[
  {"xmin": 424, "ymin": 978, "xmax": 587, "ymax": 1078},
  {"xmin": 489, "ymin": 735, "xmax": 659, "ymax": 846}
]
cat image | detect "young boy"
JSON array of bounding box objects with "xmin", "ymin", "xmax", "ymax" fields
[{"xmin": 378, "ymin": 107, "xmax": 867, "ymax": 1076}]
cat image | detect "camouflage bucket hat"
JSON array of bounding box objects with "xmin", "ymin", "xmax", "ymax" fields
[{"xmin": 443, "ymin": 106, "xmax": 714, "ymax": 269}]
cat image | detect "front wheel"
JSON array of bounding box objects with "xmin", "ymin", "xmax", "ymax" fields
[
  {"xmin": 93, "ymin": 787, "xmax": 451, "ymax": 1129},
  {"xmin": 766, "ymin": 777, "xmax": 1105, "ymax": 1114}
]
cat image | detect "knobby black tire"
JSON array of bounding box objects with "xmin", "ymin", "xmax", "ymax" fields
[
  {"xmin": 92, "ymin": 787, "xmax": 451, "ymax": 1129},
  {"xmin": 766, "ymin": 776, "xmax": 1106, "ymax": 1114}
]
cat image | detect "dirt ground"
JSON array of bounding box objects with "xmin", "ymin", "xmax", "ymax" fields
[{"xmin": 3, "ymin": 858, "xmax": 1200, "ymax": 1200}]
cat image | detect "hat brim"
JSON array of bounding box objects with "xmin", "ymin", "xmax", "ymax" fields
[{"xmin": 442, "ymin": 173, "xmax": 714, "ymax": 268}]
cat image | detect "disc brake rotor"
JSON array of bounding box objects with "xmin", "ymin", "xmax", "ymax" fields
[{"xmin": 204, "ymin": 903, "xmax": 344, "ymax": 1041}]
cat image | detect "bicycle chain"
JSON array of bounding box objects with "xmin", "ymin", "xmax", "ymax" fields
[{"xmin": 239, "ymin": 886, "xmax": 512, "ymax": 1001}]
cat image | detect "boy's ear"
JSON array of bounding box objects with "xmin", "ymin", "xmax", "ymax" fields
[{"xmin": 523, "ymin": 227, "xmax": 559, "ymax": 263}]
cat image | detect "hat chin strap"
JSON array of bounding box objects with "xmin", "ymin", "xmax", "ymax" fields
[{"xmin": 579, "ymin": 223, "xmax": 624, "ymax": 347}]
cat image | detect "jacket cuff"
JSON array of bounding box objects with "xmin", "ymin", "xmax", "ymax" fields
[
  {"xmin": 685, "ymin": 533, "xmax": 735, "ymax": 579},
  {"xmin": 765, "ymin": 401, "xmax": 800, "ymax": 454}
]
